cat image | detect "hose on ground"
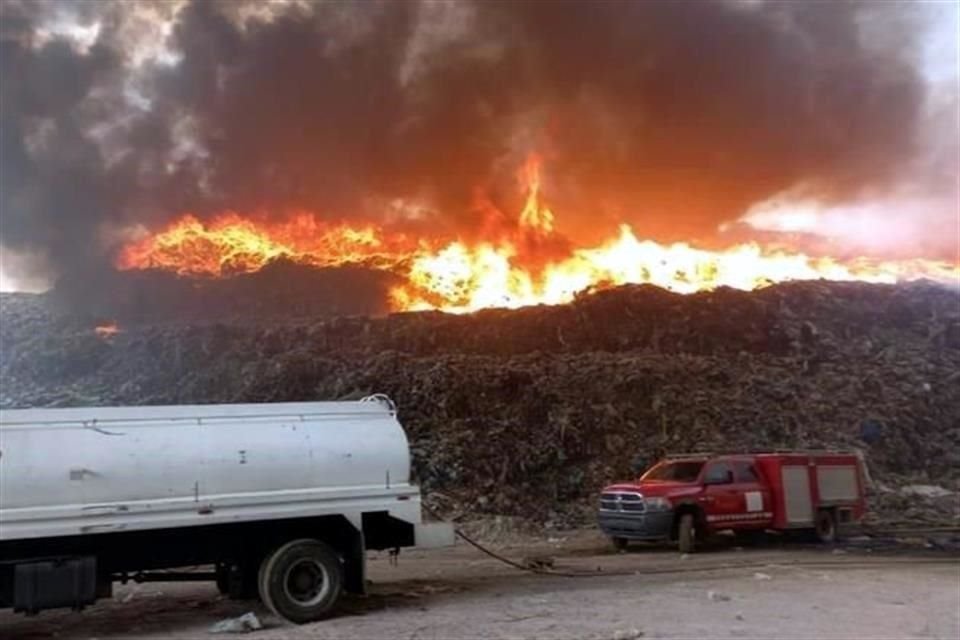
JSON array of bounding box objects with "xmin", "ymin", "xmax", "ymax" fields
[{"xmin": 422, "ymin": 503, "xmax": 960, "ymax": 579}]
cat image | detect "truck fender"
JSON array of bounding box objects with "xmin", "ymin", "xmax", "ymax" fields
[{"xmin": 670, "ymin": 501, "xmax": 705, "ymax": 540}]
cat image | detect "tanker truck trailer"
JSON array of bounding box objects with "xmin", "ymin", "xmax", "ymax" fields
[{"xmin": 0, "ymin": 395, "xmax": 453, "ymax": 623}]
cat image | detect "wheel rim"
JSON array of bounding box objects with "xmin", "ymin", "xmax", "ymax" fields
[{"xmin": 282, "ymin": 559, "xmax": 330, "ymax": 607}]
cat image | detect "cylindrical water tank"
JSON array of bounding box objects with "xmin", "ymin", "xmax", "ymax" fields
[{"xmin": 0, "ymin": 397, "xmax": 414, "ymax": 541}]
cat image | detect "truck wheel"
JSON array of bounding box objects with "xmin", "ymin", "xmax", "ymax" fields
[
  {"xmin": 815, "ymin": 509, "xmax": 836, "ymax": 544},
  {"xmin": 611, "ymin": 537, "xmax": 629, "ymax": 552},
  {"xmin": 678, "ymin": 514, "xmax": 697, "ymax": 554},
  {"xmin": 258, "ymin": 539, "xmax": 343, "ymax": 624}
]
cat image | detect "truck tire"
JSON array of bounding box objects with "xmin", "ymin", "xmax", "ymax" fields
[
  {"xmin": 815, "ymin": 509, "xmax": 836, "ymax": 544},
  {"xmin": 678, "ymin": 513, "xmax": 697, "ymax": 554},
  {"xmin": 257, "ymin": 538, "xmax": 343, "ymax": 624}
]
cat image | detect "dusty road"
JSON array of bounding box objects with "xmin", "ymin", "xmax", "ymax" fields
[{"xmin": 3, "ymin": 531, "xmax": 958, "ymax": 640}]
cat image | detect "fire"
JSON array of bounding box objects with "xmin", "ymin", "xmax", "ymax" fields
[
  {"xmin": 117, "ymin": 213, "xmax": 409, "ymax": 276},
  {"xmin": 117, "ymin": 156, "xmax": 958, "ymax": 314},
  {"xmin": 94, "ymin": 322, "xmax": 121, "ymax": 338},
  {"xmin": 517, "ymin": 154, "xmax": 554, "ymax": 235}
]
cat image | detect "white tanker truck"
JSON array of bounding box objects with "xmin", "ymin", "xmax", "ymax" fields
[{"xmin": 0, "ymin": 395, "xmax": 453, "ymax": 623}]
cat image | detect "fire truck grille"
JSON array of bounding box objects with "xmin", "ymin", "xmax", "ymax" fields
[{"xmin": 599, "ymin": 492, "xmax": 646, "ymax": 513}]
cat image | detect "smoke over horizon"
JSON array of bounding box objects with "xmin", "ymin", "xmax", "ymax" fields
[{"xmin": 1, "ymin": 0, "xmax": 957, "ymax": 289}]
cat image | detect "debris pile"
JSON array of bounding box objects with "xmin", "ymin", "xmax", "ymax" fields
[
  {"xmin": 49, "ymin": 261, "xmax": 398, "ymax": 324},
  {"xmin": 2, "ymin": 279, "xmax": 958, "ymax": 525}
]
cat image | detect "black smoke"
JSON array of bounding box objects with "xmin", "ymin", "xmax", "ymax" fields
[{"xmin": 0, "ymin": 0, "xmax": 947, "ymax": 286}]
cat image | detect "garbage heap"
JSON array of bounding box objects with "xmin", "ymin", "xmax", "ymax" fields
[{"xmin": 2, "ymin": 278, "xmax": 958, "ymax": 526}]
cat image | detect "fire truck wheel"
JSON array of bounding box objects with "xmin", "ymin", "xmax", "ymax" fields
[
  {"xmin": 258, "ymin": 538, "xmax": 344, "ymax": 624},
  {"xmin": 611, "ymin": 537, "xmax": 629, "ymax": 551},
  {"xmin": 677, "ymin": 513, "xmax": 697, "ymax": 553},
  {"xmin": 814, "ymin": 509, "xmax": 837, "ymax": 543}
]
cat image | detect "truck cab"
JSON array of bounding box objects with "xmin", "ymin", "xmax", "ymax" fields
[{"xmin": 598, "ymin": 452, "xmax": 866, "ymax": 552}]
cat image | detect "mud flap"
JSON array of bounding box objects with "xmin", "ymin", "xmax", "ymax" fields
[{"xmin": 343, "ymin": 529, "xmax": 366, "ymax": 594}]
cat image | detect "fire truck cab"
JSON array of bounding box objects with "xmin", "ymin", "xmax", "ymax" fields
[{"xmin": 598, "ymin": 451, "xmax": 867, "ymax": 552}]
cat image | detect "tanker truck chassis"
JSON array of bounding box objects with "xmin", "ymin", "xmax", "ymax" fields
[{"xmin": 0, "ymin": 396, "xmax": 453, "ymax": 624}]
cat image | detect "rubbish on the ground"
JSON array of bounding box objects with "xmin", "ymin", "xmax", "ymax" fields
[
  {"xmin": 899, "ymin": 485, "xmax": 953, "ymax": 499},
  {"xmin": 708, "ymin": 590, "xmax": 732, "ymax": 602},
  {"xmin": 753, "ymin": 572, "xmax": 772, "ymax": 580},
  {"xmin": 3, "ymin": 280, "xmax": 958, "ymax": 528},
  {"xmin": 209, "ymin": 612, "xmax": 263, "ymax": 634}
]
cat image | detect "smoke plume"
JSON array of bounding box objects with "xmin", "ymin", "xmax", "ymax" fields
[{"xmin": 0, "ymin": 0, "xmax": 953, "ymax": 286}]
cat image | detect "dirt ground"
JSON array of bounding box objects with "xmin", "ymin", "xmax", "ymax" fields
[{"xmin": 2, "ymin": 530, "xmax": 958, "ymax": 640}]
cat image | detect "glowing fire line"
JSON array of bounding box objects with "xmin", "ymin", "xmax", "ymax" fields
[
  {"xmin": 117, "ymin": 157, "xmax": 958, "ymax": 314},
  {"xmin": 94, "ymin": 322, "xmax": 121, "ymax": 338}
]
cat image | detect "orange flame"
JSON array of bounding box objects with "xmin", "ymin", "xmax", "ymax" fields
[
  {"xmin": 117, "ymin": 156, "xmax": 959, "ymax": 314},
  {"xmin": 116, "ymin": 213, "xmax": 407, "ymax": 276},
  {"xmin": 517, "ymin": 154, "xmax": 554, "ymax": 235},
  {"xmin": 94, "ymin": 322, "xmax": 121, "ymax": 338}
]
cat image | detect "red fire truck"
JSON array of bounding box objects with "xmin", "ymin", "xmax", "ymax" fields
[{"xmin": 598, "ymin": 451, "xmax": 867, "ymax": 552}]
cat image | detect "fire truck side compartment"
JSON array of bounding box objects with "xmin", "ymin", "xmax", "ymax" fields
[
  {"xmin": 816, "ymin": 466, "xmax": 859, "ymax": 502},
  {"xmin": 781, "ymin": 465, "xmax": 814, "ymax": 526},
  {"xmin": 754, "ymin": 454, "xmax": 865, "ymax": 529}
]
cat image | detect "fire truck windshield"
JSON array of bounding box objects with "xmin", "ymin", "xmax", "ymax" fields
[{"xmin": 641, "ymin": 460, "xmax": 705, "ymax": 482}]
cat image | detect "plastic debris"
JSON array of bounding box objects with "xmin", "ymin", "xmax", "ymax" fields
[{"xmin": 209, "ymin": 612, "xmax": 263, "ymax": 634}]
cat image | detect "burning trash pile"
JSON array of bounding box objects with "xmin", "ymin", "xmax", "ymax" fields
[
  {"xmin": 2, "ymin": 278, "xmax": 958, "ymax": 526},
  {"xmin": 103, "ymin": 154, "xmax": 958, "ymax": 317},
  {"xmin": 41, "ymin": 152, "xmax": 959, "ymax": 326}
]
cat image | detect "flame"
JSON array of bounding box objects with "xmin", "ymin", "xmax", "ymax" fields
[
  {"xmin": 94, "ymin": 322, "xmax": 121, "ymax": 338},
  {"xmin": 518, "ymin": 154, "xmax": 554, "ymax": 235},
  {"xmin": 117, "ymin": 155, "xmax": 959, "ymax": 314},
  {"xmin": 117, "ymin": 213, "xmax": 409, "ymax": 276}
]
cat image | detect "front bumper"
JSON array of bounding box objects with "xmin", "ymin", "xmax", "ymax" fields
[{"xmin": 598, "ymin": 509, "xmax": 674, "ymax": 541}]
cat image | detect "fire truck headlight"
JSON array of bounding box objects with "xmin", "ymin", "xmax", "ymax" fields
[{"xmin": 645, "ymin": 497, "xmax": 671, "ymax": 512}]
